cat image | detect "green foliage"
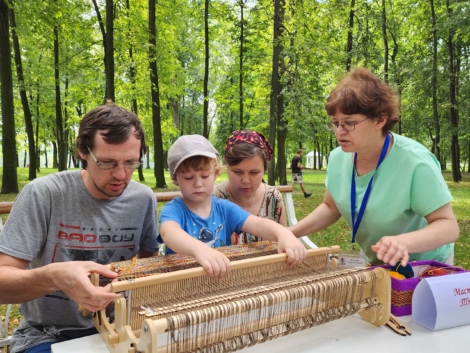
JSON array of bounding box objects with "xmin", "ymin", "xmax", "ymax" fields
[
  {"xmin": 4, "ymin": 0, "xmax": 470, "ymax": 331},
  {"xmin": 2, "ymin": 0, "xmax": 470, "ymax": 181}
]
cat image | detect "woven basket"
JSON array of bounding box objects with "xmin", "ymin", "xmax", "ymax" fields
[{"xmin": 371, "ymin": 260, "xmax": 467, "ymax": 316}]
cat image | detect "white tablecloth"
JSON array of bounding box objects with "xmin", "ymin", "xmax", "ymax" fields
[{"xmin": 51, "ymin": 314, "xmax": 467, "ymax": 353}]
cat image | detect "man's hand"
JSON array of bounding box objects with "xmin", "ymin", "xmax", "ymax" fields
[{"xmin": 53, "ymin": 261, "xmax": 118, "ymax": 312}]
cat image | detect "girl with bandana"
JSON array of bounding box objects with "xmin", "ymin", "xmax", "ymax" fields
[{"xmin": 213, "ymin": 130, "xmax": 287, "ymax": 245}]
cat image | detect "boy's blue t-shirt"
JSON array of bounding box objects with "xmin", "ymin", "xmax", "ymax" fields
[{"xmin": 160, "ymin": 196, "xmax": 250, "ymax": 254}]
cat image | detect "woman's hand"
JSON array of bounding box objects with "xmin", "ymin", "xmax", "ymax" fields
[{"xmin": 371, "ymin": 236, "xmax": 409, "ymax": 266}]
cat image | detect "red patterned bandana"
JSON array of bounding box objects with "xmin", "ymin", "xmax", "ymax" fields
[{"xmin": 224, "ymin": 130, "xmax": 273, "ymax": 161}]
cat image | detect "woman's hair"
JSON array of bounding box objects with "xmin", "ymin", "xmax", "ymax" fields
[
  {"xmin": 223, "ymin": 130, "xmax": 273, "ymax": 171},
  {"xmin": 76, "ymin": 103, "xmax": 147, "ymax": 168},
  {"xmin": 325, "ymin": 67, "xmax": 400, "ymax": 132},
  {"xmin": 224, "ymin": 143, "xmax": 269, "ymax": 171},
  {"xmin": 175, "ymin": 155, "xmax": 223, "ymax": 179}
]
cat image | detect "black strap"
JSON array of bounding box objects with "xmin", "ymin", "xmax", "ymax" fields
[{"xmin": 30, "ymin": 324, "xmax": 98, "ymax": 342}]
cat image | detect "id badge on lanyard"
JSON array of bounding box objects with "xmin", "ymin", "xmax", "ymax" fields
[
  {"xmin": 339, "ymin": 133, "xmax": 390, "ymax": 269},
  {"xmin": 338, "ymin": 247, "xmax": 367, "ymax": 268}
]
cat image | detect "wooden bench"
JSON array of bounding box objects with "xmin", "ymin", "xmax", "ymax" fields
[{"xmin": 0, "ymin": 185, "xmax": 314, "ymax": 348}]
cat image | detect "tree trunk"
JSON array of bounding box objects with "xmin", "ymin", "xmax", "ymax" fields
[
  {"xmin": 345, "ymin": 0, "xmax": 355, "ymax": 71},
  {"xmin": 126, "ymin": 0, "xmax": 144, "ymax": 181},
  {"xmin": 320, "ymin": 143, "xmax": 325, "ymax": 169},
  {"xmin": 52, "ymin": 141, "xmax": 58, "ymax": 169},
  {"xmin": 268, "ymin": 0, "xmax": 285, "ymax": 185},
  {"xmin": 54, "ymin": 21, "xmax": 66, "ymax": 171},
  {"xmin": 149, "ymin": 0, "xmax": 166, "ymax": 188},
  {"xmin": 92, "ymin": 0, "xmax": 107, "ymax": 102},
  {"xmin": 467, "ymin": 141, "xmax": 470, "ymax": 173},
  {"xmin": 146, "ymin": 149, "xmax": 150, "ymax": 170},
  {"xmin": 388, "ymin": 19, "xmax": 402, "ymax": 136},
  {"xmin": 446, "ymin": 0, "xmax": 461, "ymax": 182},
  {"xmin": 170, "ymin": 98, "xmax": 180, "ymax": 129},
  {"xmin": 239, "ymin": 0, "xmax": 244, "ymax": 128},
  {"xmin": 315, "ymin": 140, "xmax": 321, "ymax": 170},
  {"xmin": 455, "ymin": 39, "xmax": 462, "ymax": 175},
  {"xmin": 429, "ymin": 0, "xmax": 441, "ymax": 166},
  {"xmin": 69, "ymin": 129, "xmax": 79, "ymax": 168},
  {"xmin": 0, "ymin": 0, "xmax": 18, "ymax": 193},
  {"xmin": 203, "ymin": 0, "xmax": 210, "ymax": 137},
  {"xmin": 35, "ymin": 79, "xmax": 41, "ymax": 172},
  {"xmin": 64, "ymin": 76, "xmax": 70, "ymax": 168},
  {"xmin": 105, "ymin": 0, "xmax": 114, "ymax": 102},
  {"xmin": 381, "ymin": 0, "xmax": 388, "ymax": 82},
  {"xmin": 43, "ymin": 143, "xmax": 48, "ymax": 168},
  {"xmin": 10, "ymin": 5, "xmax": 37, "ymax": 180},
  {"xmin": 277, "ymin": 54, "xmax": 286, "ymax": 185}
]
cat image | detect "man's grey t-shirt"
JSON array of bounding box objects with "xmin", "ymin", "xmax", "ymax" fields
[{"xmin": 0, "ymin": 170, "xmax": 159, "ymax": 352}]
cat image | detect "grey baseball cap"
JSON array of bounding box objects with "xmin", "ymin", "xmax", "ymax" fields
[{"xmin": 168, "ymin": 135, "xmax": 219, "ymax": 178}]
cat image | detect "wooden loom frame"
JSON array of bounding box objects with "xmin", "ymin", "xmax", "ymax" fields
[{"xmin": 90, "ymin": 246, "xmax": 390, "ymax": 353}]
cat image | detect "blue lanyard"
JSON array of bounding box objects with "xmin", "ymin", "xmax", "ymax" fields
[{"xmin": 350, "ymin": 133, "xmax": 391, "ymax": 244}]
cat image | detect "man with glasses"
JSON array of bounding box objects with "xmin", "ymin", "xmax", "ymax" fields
[{"xmin": 0, "ymin": 102, "xmax": 159, "ymax": 353}]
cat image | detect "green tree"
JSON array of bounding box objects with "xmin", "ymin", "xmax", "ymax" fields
[
  {"xmin": 149, "ymin": 0, "xmax": 166, "ymax": 188},
  {"xmin": 9, "ymin": 4, "xmax": 37, "ymax": 180},
  {"xmin": 268, "ymin": 0, "xmax": 285, "ymax": 185},
  {"xmin": 0, "ymin": 0, "xmax": 19, "ymax": 193}
]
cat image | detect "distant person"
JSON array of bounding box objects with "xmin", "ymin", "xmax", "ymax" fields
[
  {"xmin": 0, "ymin": 103, "xmax": 159, "ymax": 353},
  {"xmin": 159, "ymin": 134, "xmax": 306, "ymax": 280},
  {"xmin": 213, "ymin": 130, "xmax": 287, "ymax": 244},
  {"xmin": 290, "ymin": 149, "xmax": 312, "ymax": 198},
  {"xmin": 291, "ymin": 67, "xmax": 459, "ymax": 266}
]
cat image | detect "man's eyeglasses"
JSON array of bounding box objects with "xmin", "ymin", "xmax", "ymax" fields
[
  {"xmin": 327, "ymin": 117, "xmax": 369, "ymax": 131},
  {"xmin": 86, "ymin": 146, "xmax": 142, "ymax": 170}
]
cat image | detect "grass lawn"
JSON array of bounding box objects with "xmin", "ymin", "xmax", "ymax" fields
[{"xmin": 1, "ymin": 167, "xmax": 469, "ymax": 335}]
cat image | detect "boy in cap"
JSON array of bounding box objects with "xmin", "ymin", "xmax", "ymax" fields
[{"xmin": 160, "ymin": 135, "xmax": 307, "ymax": 280}]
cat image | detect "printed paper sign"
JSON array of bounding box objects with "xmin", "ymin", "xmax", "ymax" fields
[{"xmin": 412, "ymin": 272, "xmax": 470, "ymax": 331}]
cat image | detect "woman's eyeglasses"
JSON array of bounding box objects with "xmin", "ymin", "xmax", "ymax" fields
[{"xmin": 327, "ymin": 117, "xmax": 369, "ymax": 131}]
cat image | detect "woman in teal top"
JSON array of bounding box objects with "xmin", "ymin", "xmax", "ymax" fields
[{"xmin": 291, "ymin": 67, "xmax": 459, "ymax": 266}]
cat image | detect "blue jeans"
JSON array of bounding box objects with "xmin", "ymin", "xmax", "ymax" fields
[{"xmin": 23, "ymin": 342, "xmax": 53, "ymax": 353}]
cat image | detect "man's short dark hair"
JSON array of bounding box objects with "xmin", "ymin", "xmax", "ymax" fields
[{"xmin": 75, "ymin": 103, "xmax": 147, "ymax": 169}]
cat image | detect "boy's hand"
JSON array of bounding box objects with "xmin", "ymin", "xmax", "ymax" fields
[
  {"xmin": 160, "ymin": 222, "xmax": 231, "ymax": 280},
  {"xmin": 276, "ymin": 231, "xmax": 307, "ymax": 267},
  {"xmin": 241, "ymin": 216, "xmax": 307, "ymax": 267},
  {"xmin": 195, "ymin": 247, "xmax": 231, "ymax": 280}
]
